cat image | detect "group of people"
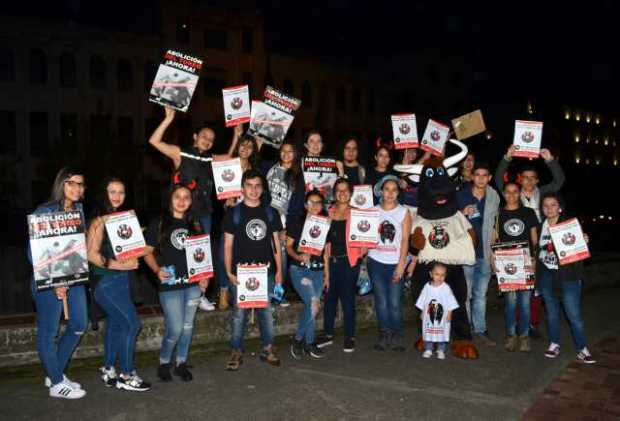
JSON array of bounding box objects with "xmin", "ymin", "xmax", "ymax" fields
[{"xmin": 28, "ymin": 107, "xmax": 595, "ymax": 400}]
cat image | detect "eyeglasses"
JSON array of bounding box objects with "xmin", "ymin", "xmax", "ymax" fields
[
  {"xmin": 64, "ymin": 180, "xmax": 86, "ymax": 189},
  {"xmin": 306, "ymin": 200, "xmax": 324, "ymax": 206}
]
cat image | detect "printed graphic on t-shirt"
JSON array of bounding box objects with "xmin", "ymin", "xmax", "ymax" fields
[
  {"xmin": 170, "ymin": 228, "xmax": 189, "ymax": 250},
  {"xmin": 504, "ymin": 218, "xmax": 525, "ymax": 237},
  {"xmin": 429, "ymin": 224, "xmax": 450, "ymax": 249},
  {"xmin": 379, "ymin": 220, "xmax": 396, "ymax": 244},
  {"xmin": 245, "ymin": 219, "xmax": 267, "ymax": 241},
  {"xmin": 427, "ymin": 299, "xmax": 444, "ymax": 326}
]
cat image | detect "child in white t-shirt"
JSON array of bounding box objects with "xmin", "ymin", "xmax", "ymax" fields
[{"xmin": 415, "ymin": 262, "xmax": 459, "ymax": 359}]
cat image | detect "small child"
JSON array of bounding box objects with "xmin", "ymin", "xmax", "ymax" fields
[{"xmin": 415, "ymin": 262, "xmax": 459, "ymax": 359}]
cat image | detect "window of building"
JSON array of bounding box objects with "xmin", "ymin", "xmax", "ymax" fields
[
  {"xmin": 59, "ymin": 52, "xmax": 77, "ymax": 88},
  {"xmin": 117, "ymin": 58, "xmax": 133, "ymax": 91},
  {"xmin": 204, "ymin": 29, "xmax": 227, "ymax": 50},
  {"xmin": 59, "ymin": 113, "xmax": 78, "ymax": 150},
  {"xmin": 242, "ymin": 28, "xmax": 253, "ymax": 53},
  {"xmin": 0, "ymin": 47, "xmax": 16, "ymax": 82},
  {"xmin": 90, "ymin": 55, "xmax": 107, "ymax": 90},
  {"xmin": 29, "ymin": 49, "xmax": 47, "ymax": 85},
  {"xmin": 29, "ymin": 112, "xmax": 49, "ymax": 157},
  {"xmin": 0, "ymin": 110, "xmax": 17, "ymax": 153}
]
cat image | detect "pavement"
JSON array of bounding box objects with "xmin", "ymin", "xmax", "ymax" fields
[{"xmin": 0, "ymin": 287, "xmax": 619, "ymax": 421}]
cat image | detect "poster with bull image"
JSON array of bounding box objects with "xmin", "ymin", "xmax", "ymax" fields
[
  {"xmin": 302, "ymin": 156, "xmax": 339, "ymax": 196},
  {"xmin": 149, "ymin": 50, "xmax": 203, "ymax": 112},
  {"xmin": 348, "ymin": 209, "xmax": 380, "ymax": 248},
  {"xmin": 549, "ymin": 218, "xmax": 590, "ymax": 265},
  {"xmin": 212, "ymin": 158, "xmax": 243, "ymax": 200},
  {"xmin": 391, "ymin": 113, "xmax": 419, "ymax": 149},
  {"xmin": 513, "ymin": 120, "xmax": 543, "ymax": 158},
  {"xmin": 491, "ymin": 241, "xmax": 534, "ymax": 291},
  {"xmin": 28, "ymin": 211, "xmax": 89, "ymax": 290},
  {"xmin": 420, "ymin": 119, "xmax": 450, "ymax": 156},
  {"xmin": 350, "ymin": 185, "xmax": 374, "ymax": 209},
  {"xmin": 248, "ymin": 86, "xmax": 301, "ymax": 148},
  {"xmin": 298, "ymin": 215, "xmax": 331, "ymax": 256},
  {"xmin": 222, "ymin": 85, "xmax": 251, "ymax": 127},
  {"xmin": 103, "ymin": 210, "xmax": 146, "ymax": 260},
  {"xmin": 185, "ymin": 234, "xmax": 214, "ymax": 282},
  {"xmin": 236, "ymin": 264, "xmax": 269, "ymax": 309}
]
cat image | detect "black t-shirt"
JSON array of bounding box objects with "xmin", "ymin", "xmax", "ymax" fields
[
  {"xmin": 286, "ymin": 215, "xmax": 326, "ymax": 270},
  {"xmin": 145, "ymin": 216, "xmax": 193, "ymax": 291},
  {"xmin": 497, "ymin": 206, "xmax": 539, "ymax": 248},
  {"xmin": 344, "ymin": 165, "xmax": 364, "ymax": 186},
  {"xmin": 176, "ymin": 147, "xmax": 214, "ymax": 215},
  {"xmin": 366, "ymin": 167, "xmax": 396, "ymax": 202},
  {"xmin": 328, "ymin": 219, "xmax": 347, "ymax": 257},
  {"xmin": 222, "ymin": 203, "xmax": 283, "ymax": 273}
]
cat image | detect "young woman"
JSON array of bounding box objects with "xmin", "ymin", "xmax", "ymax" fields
[
  {"xmin": 316, "ymin": 178, "xmax": 364, "ymax": 353},
  {"xmin": 287, "ymin": 190, "xmax": 330, "ymax": 359},
  {"xmin": 301, "ymin": 130, "xmax": 343, "ymax": 201},
  {"xmin": 366, "ymin": 144, "xmax": 396, "ymax": 205},
  {"xmin": 492, "ymin": 182, "xmax": 538, "ymax": 353},
  {"xmin": 143, "ymin": 185, "xmax": 209, "ymax": 382},
  {"xmin": 537, "ymin": 192, "xmax": 595, "ymax": 363},
  {"xmin": 455, "ymin": 152, "xmax": 475, "ymax": 190},
  {"xmin": 341, "ymin": 137, "xmax": 366, "ymax": 185},
  {"xmin": 368, "ymin": 176, "xmax": 411, "ymax": 352},
  {"xmin": 87, "ymin": 177, "xmax": 150, "ymax": 391},
  {"xmin": 30, "ymin": 167, "xmax": 88, "ymax": 399}
]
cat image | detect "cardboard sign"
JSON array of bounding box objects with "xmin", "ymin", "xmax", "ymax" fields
[
  {"xmin": 104, "ymin": 210, "xmax": 146, "ymax": 260},
  {"xmin": 549, "ymin": 218, "xmax": 590, "ymax": 265},
  {"xmin": 236, "ymin": 264, "xmax": 269, "ymax": 308},
  {"xmin": 298, "ymin": 215, "xmax": 331, "ymax": 256},
  {"xmin": 350, "ymin": 185, "xmax": 374, "ymax": 209},
  {"xmin": 222, "ymin": 85, "xmax": 251, "ymax": 127},
  {"xmin": 391, "ymin": 114, "xmax": 419, "ymax": 149},
  {"xmin": 185, "ymin": 234, "xmax": 214, "ymax": 282},
  {"xmin": 348, "ymin": 209, "xmax": 380, "ymax": 248},
  {"xmin": 28, "ymin": 211, "xmax": 89, "ymax": 290},
  {"xmin": 513, "ymin": 120, "xmax": 543, "ymax": 158},
  {"xmin": 420, "ymin": 119, "xmax": 450, "ymax": 156},
  {"xmin": 451, "ymin": 109, "xmax": 486, "ymax": 140},
  {"xmin": 247, "ymin": 86, "xmax": 301, "ymax": 148},
  {"xmin": 212, "ymin": 158, "xmax": 243, "ymax": 199},
  {"xmin": 149, "ymin": 50, "xmax": 202, "ymax": 112},
  {"xmin": 492, "ymin": 242, "xmax": 534, "ymax": 291}
]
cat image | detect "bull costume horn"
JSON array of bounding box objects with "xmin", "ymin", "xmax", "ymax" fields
[{"xmin": 442, "ymin": 138, "xmax": 468, "ymax": 169}]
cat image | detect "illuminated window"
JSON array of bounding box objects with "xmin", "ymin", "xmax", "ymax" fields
[
  {"xmin": 575, "ymin": 155, "xmax": 580, "ymax": 164},
  {"xmin": 586, "ymin": 114, "xmax": 591, "ymax": 123},
  {"xmin": 595, "ymin": 116, "xmax": 600, "ymax": 124},
  {"xmin": 575, "ymin": 134, "xmax": 580, "ymax": 143},
  {"xmin": 575, "ymin": 113, "xmax": 581, "ymax": 121},
  {"xmin": 564, "ymin": 110, "xmax": 571, "ymax": 120}
]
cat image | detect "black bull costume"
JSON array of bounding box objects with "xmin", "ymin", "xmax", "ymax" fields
[{"xmin": 395, "ymin": 139, "xmax": 479, "ymax": 359}]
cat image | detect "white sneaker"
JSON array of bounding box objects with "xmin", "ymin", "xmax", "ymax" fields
[
  {"xmin": 436, "ymin": 350, "xmax": 446, "ymax": 360},
  {"xmin": 422, "ymin": 350, "xmax": 433, "ymax": 359},
  {"xmin": 199, "ymin": 296, "xmax": 216, "ymax": 311},
  {"xmin": 100, "ymin": 366, "xmax": 117, "ymax": 387},
  {"xmin": 544, "ymin": 343, "xmax": 561, "ymax": 358},
  {"xmin": 577, "ymin": 347, "xmax": 596, "ymax": 364},
  {"xmin": 49, "ymin": 381, "xmax": 86, "ymax": 399},
  {"xmin": 116, "ymin": 373, "xmax": 151, "ymax": 392},
  {"xmin": 44, "ymin": 375, "xmax": 81, "ymax": 389}
]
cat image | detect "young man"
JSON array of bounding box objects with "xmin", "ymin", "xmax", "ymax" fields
[
  {"xmin": 457, "ymin": 162, "xmax": 500, "ymax": 346},
  {"xmin": 223, "ymin": 169, "xmax": 284, "ymax": 370}
]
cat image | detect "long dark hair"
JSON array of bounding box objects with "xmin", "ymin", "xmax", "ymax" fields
[
  {"xmin": 46, "ymin": 166, "xmax": 85, "ymax": 208},
  {"xmin": 280, "ymin": 140, "xmax": 302, "ymax": 190},
  {"xmin": 93, "ymin": 176, "xmax": 127, "ymax": 217},
  {"xmin": 232, "ymin": 134, "xmax": 259, "ymax": 170},
  {"xmin": 158, "ymin": 184, "xmax": 202, "ymax": 250}
]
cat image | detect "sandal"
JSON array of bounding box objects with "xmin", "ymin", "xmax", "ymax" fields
[
  {"xmin": 226, "ymin": 349, "xmax": 243, "ymax": 371},
  {"xmin": 259, "ymin": 345, "xmax": 281, "ymax": 367}
]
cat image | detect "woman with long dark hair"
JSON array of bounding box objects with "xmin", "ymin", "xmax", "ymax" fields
[{"xmin": 366, "ymin": 143, "xmax": 396, "ymax": 205}]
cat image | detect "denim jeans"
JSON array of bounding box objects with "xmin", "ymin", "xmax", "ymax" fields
[
  {"xmin": 290, "ymin": 265, "xmax": 324, "ymax": 344},
  {"xmin": 368, "ymin": 257, "xmax": 403, "ymax": 335},
  {"xmin": 217, "ymin": 235, "xmax": 229, "ymax": 290},
  {"xmin": 323, "ymin": 257, "xmax": 360, "ymax": 339},
  {"xmin": 158, "ymin": 285, "xmax": 202, "ymax": 364},
  {"xmin": 463, "ymin": 257, "xmax": 492, "ymax": 334},
  {"xmin": 538, "ymin": 269, "xmax": 588, "ymax": 350},
  {"xmin": 424, "ymin": 341, "xmax": 447, "ymax": 352},
  {"xmin": 32, "ymin": 283, "xmax": 88, "ymax": 385},
  {"xmin": 504, "ymin": 289, "xmax": 532, "ymax": 337},
  {"xmin": 94, "ymin": 272, "xmax": 141, "ymax": 374},
  {"xmin": 199, "ymin": 214, "xmax": 212, "ymax": 235},
  {"xmin": 229, "ymin": 274, "xmax": 275, "ymax": 350}
]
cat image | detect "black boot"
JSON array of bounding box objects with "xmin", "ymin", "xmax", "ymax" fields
[
  {"xmin": 174, "ymin": 363, "xmax": 193, "ymax": 382},
  {"xmin": 157, "ymin": 363, "xmax": 172, "ymax": 382}
]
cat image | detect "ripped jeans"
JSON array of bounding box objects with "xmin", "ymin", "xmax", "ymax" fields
[
  {"xmin": 32, "ymin": 282, "xmax": 88, "ymax": 385},
  {"xmin": 290, "ymin": 265, "xmax": 324, "ymax": 344},
  {"xmin": 158, "ymin": 285, "xmax": 202, "ymax": 365}
]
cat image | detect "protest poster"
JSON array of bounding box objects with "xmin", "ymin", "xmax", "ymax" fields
[
  {"xmin": 549, "ymin": 218, "xmax": 590, "ymax": 265},
  {"xmin": 492, "ymin": 241, "xmax": 535, "ymax": 291},
  {"xmin": 421, "ymin": 119, "xmax": 450, "ymax": 156},
  {"xmin": 451, "ymin": 109, "xmax": 486, "ymax": 140},
  {"xmin": 185, "ymin": 234, "xmax": 214, "ymax": 282},
  {"xmin": 391, "ymin": 113, "xmax": 419, "ymax": 149},
  {"xmin": 348, "ymin": 209, "xmax": 380, "ymax": 248},
  {"xmin": 298, "ymin": 215, "xmax": 331, "ymax": 256},
  {"xmin": 302, "ymin": 156, "xmax": 339, "ymax": 196},
  {"xmin": 350, "ymin": 185, "xmax": 374, "ymax": 209},
  {"xmin": 513, "ymin": 120, "xmax": 543, "ymax": 158},
  {"xmin": 149, "ymin": 50, "xmax": 203, "ymax": 112},
  {"xmin": 248, "ymin": 86, "xmax": 301, "ymax": 148},
  {"xmin": 222, "ymin": 85, "xmax": 251, "ymax": 127},
  {"xmin": 236, "ymin": 264, "xmax": 269, "ymax": 309},
  {"xmin": 103, "ymin": 210, "xmax": 146, "ymax": 260},
  {"xmin": 212, "ymin": 158, "xmax": 243, "ymax": 200}
]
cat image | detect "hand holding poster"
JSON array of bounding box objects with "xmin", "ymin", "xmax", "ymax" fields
[
  {"xmin": 236, "ymin": 264, "xmax": 269, "ymax": 309},
  {"xmin": 222, "ymin": 85, "xmax": 251, "ymax": 127},
  {"xmin": 298, "ymin": 215, "xmax": 331, "ymax": 256},
  {"xmin": 391, "ymin": 114, "xmax": 419, "ymax": 149},
  {"xmin": 185, "ymin": 234, "xmax": 214, "ymax": 282},
  {"xmin": 350, "ymin": 185, "xmax": 374, "ymax": 209},
  {"xmin": 149, "ymin": 50, "xmax": 202, "ymax": 112},
  {"xmin": 104, "ymin": 210, "xmax": 146, "ymax": 260},
  {"xmin": 348, "ymin": 209, "xmax": 380, "ymax": 248},
  {"xmin": 212, "ymin": 158, "xmax": 243, "ymax": 200},
  {"xmin": 28, "ymin": 211, "xmax": 89, "ymax": 290},
  {"xmin": 492, "ymin": 242, "xmax": 534, "ymax": 291},
  {"xmin": 302, "ymin": 156, "xmax": 339, "ymax": 195},
  {"xmin": 451, "ymin": 109, "xmax": 486, "ymax": 140},
  {"xmin": 513, "ymin": 120, "xmax": 543, "ymax": 158},
  {"xmin": 248, "ymin": 86, "xmax": 301, "ymax": 148},
  {"xmin": 549, "ymin": 218, "xmax": 590, "ymax": 265},
  {"xmin": 421, "ymin": 119, "xmax": 450, "ymax": 156}
]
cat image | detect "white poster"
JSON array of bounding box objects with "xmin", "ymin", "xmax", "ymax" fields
[
  {"xmin": 298, "ymin": 215, "xmax": 331, "ymax": 256},
  {"xmin": 421, "ymin": 119, "xmax": 450, "ymax": 156},
  {"xmin": 104, "ymin": 210, "xmax": 146, "ymax": 260},
  {"xmin": 222, "ymin": 85, "xmax": 251, "ymax": 127},
  {"xmin": 185, "ymin": 234, "xmax": 214, "ymax": 282},
  {"xmin": 148, "ymin": 50, "xmax": 202, "ymax": 113},
  {"xmin": 513, "ymin": 120, "xmax": 543, "ymax": 158},
  {"xmin": 348, "ymin": 209, "xmax": 380, "ymax": 248},
  {"xmin": 391, "ymin": 113, "xmax": 419, "ymax": 150},
  {"xmin": 212, "ymin": 158, "xmax": 243, "ymax": 200},
  {"xmin": 549, "ymin": 218, "xmax": 590, "ymax": 265},
  {"xmin": 350, "ymin": 185, "xmax": 374, "ymax": 209},
  {"xmin": 493, "ymin": 244, "xmax": 534, "ymax": 291},
  {"xmin": 236, "ymin": 264, "xmax": 269, "ymax": 309}
]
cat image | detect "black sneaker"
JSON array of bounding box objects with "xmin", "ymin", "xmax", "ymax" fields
[
  {"xmin": 116, "ymin": 373, "xmax": 151, "ymax": 392},
  {"xmin": 305, "ymin": 343, "xmax": 325, "ymax": 359},
  {"xmin": 343, "ymin": 337, "xmax": 356, "ymax": 353},
  {"xmin": 157, "ymin": 363, "xmax": 173, "ymax": 382},
  {"xmin": 391, "ymin": 333, "xmax": 405, "ymax": 352},
  {"xmin": 173, "ymin": 363, "xmax": 193, "ymax": 382},
  {"xmin": 99, "ymin": 366, "xmax": 117, "ymax": 387},
  {"xmin": 290, "ymin": 338, "xmax": 304, "ymax": 360},
  {"xmin": 374, "ymin": 331, "xmax": 390, "ymax": 351},
  {"xmin": 316, "ymin": 333, "xmax": 334, "ymax": 349}
]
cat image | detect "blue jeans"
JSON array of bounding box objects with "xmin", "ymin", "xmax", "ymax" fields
[
  {"xmin": 368, "ymin": 257, "xmax": 403, "ymax": 335},
  {"xmin": 32, "ymin": 283, "xmax": 88, "ymax": 385},
  {"xmin": 217, "ymin": 235, "xmax": 229, "ymax": 290},
  {"xmin": 538, "ymin": 269, "xmax": 588, "ymax": 350},
  {"xmin": 94, "ymin": 272, "xmax": 141, "ymax": 374},
  {"xmin": 290, "ymin": 265, "xmax": 324, "ymax": 344},
  {"xmin": 158, "ymin": 285, "xmax": 202, "ymax": 364},
  {"xmin": 504, "ymin": 290, "xmax": 532, "ymax": 337},
  {"xmin": 424, "ymin": 341, "xmax": 447, "ymax": 352},
  {"xmin": 199, "ymin": 214, "xmax": 212, "ymax": 234},
  {"xmin": 229, "ymin": 274, "xmax": 275, "ymax": 350},
  {"xmin": 463, "ymin": 257, "xmax": 492, "ymax": 334},
  {"xmin": 324, "ymin": 257, "xmax": 360, "ymax": 339}
]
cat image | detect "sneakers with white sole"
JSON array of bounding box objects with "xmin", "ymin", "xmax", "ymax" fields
[
  {"xmin": 100, "ymin": 366, "xmax": 117, "ymax": 387},
  {"xmin": 49, "ymin": 381, "xmax": 86, "ymax": 399},
  {"xmin": 422, "ymin": 350, "xmax": 433, "ymax": 358},
  {"xmin": 44, "ymin": 375, "xmax": 81, "ymax": 389},
  {"xmin": 544, "ymin": 343, "xmax": 560, "ymax": 358},
  {"xmin": 199, "ymin": 296, "xmax": 216, "ymax": 311},
  {"xmin": 116, "ymin": 373, "xmax": 151, "ymax": 392},
  {"xmin": 577, "ymin": 347, "xmax": 596, "ymax": 364},
  {"xmin": 436, "ymin": 350, "xmax": 446, "ymax": 360}
]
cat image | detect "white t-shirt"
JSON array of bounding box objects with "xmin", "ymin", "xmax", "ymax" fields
[
  {"xmin": 415, "ymin": 282, "xmax": 459, "ymax": 343},
  {"xmin": 413, "ymin": 212, "xmax": 475, "ymax": 265},
  {"xmin": 368, "ymin": 204, "xmax": 407, "ymax": 264},
  {"xmin": 538, "ymin": 220, "xmax": 559, "ymax": 270}
]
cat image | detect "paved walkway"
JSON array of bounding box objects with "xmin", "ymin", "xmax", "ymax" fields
[{"xmin": 0, "ymin": 287, "xmax": 619, "ymax": 421}]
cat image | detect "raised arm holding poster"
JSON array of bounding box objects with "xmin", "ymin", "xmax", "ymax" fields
[
  {"xmin": 236, "ymin": 264, "xmax": 269, "ymax": 309},
  {"xmin": 103, "ymin": 210, "xmax": 146, "ymax": 260},
  {"xmin": 549, "ymin": 218, "xmax": 590, "ymax": 265},
  {"xmin": 492, "ymin": 241, "xmax": 534, "ymax": 292},
  {"xmin": 222, "ymin": 85, "xmax": 251, "ymax": 127},
  {"xmin": 248, "ymin": 86, "xmax": 301, "ymax": 148},
  {"xmin": 348, "ymin": 209, "xmax": 380, "ymax": 248},
  {"xmin": 350, "ymin": 185, "xmax": 374, "ymax": 209},
  {"xmin": 298, "ymin": 215, "xmax": 331, "ymax": 256},
  {"xmin": 185, "ymin": 234, "xmax": 214, "ymax": 282},
  {"xmin": 513, "ymin": 120, "xmax": 543, "ymax": 158},
  {"xmin": 212, "ymin": 158, "xmax": 243, "ymax": 200},
  {"xmin": 149, "ymin": 50, "xmax": 203, "ymax": 112},
  {"xmin": 451, "ymin": 109, "xmax": 486, "ymax": 140},
  {"xmin": 391, "ymin": 113, "xmax": 419, "ymax": 149},
  {"xmin": 420, "ymin": 119, "xmax": 450, "ymax": 156}
]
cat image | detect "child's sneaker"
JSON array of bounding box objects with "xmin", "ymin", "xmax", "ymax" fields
[
  {"xmin": 544, "ymin": 343, "xmax": 560, "ymax": 358},
  {"xmin": 49, "ymin": 380, "xmax": 86, "ymax": 399},
  {"xmin": 422, "ymin": 350, "xmax": 433, "ymax": 359},
  {"xmin": 99, "ymin": 366, "xmax": 117, "ymax": 387},
  {"xmin": 436, "ymin": 350, "xmax": 446, "ymax": 360},
  {"xmin": 577, "ymin": 347, "xmax": 596, "ymax": 364}
]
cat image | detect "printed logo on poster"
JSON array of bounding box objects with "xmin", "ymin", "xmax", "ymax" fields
[
  {"xmin": 222, "ymin": 85, "xmax": 251, "ymax": 127},
  {"xmin": 548, "ymin": 218, "xmax": 590, "ymax": 265},
  {"xmin": 350, "ymin": 185, "xmax": 373, "ymax": 209},
  {"xmin": 391, "ymin": 113, "xmax": 419, "ymax": 149},
  {"xmin": 513, "ymin": 120, "xmax": 543, "ymax": 158},
  {"xmin": 236, "ymin": 264, "xmax": 269, "ymax": 308},
  {"xmin": 298, "ymin": 215, "xmax": 331, "ymax": 256},
  {"xmin": 212, "ymin": 158, "xmax": 243, "ymax": 199},
  {"xmin": 348, "ymin": 209, "xmax": 380, "ymax": 248},
  {"xmin": 104, "ymin": 210, "xmax": 146, "ymax": 260},
  {"xmin": 185, "ymin": 234, "xmax": 214, "ymax": 282},
  {"xmin": 421, "ymin": 119, "xmax": 450, "ymax": 156},
  {"xmin": 492, "ymin": 242, "xmax": 534, "ymax": 291}
]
